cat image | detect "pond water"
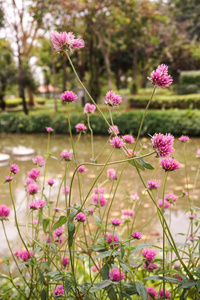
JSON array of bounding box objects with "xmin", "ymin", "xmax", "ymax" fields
[{"xmin": 0, "ymin": 133, "xmax": 199, "ymax": 268}]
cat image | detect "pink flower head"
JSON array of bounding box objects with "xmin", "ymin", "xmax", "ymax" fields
[
  {"xmin": 53, "ymin": 234, "xmax": 63, "ymax": 244},
  {"xmin": 62, "ymin": 186, "xmax": 70, "ymax": 195},
  {"xmin": 27, "ymin": 184, "xmax": 39, "ymax": 195},
  {"xmin": 165, "ymin": 193, "xmax": 178, "ymax": 203},
  {"xmin": 33, "ymin": 220, "xmax": 38, "ymax": 225},
  {"xmin": 84, "ymin": 103, "xmax": 96, "ymax": 114},
  {"xmin": 46, "ymin": 235, "xmax": 52, "ymax": 243},
  {"xmin": 5, "ymin": 176, "xmax": 13, "ymax": 182},
  {"xmin": 189, "ymin": 236, "xmax": 194, "ymax": 242},
  {"xmin": 28, "ymin": 168, "xmax": 40, "ymax": 181},
  {"xmin": 158, "ymin": 199, "xmax": 170, "ymax": 210},
  {"xmin": 174, "ymin": 274, "xmax": 183, "ymax": 281},
  {"xmin": 122, "ymin": 209, "xmax": 134, "ymax": 218},
  {"xmin": 106, "ymin": 233, "xmax": 120, "ymax": 246},
  {"xmin": 179, "ymin": 135, "xmax": 190, "ymax": 143},
  {"xmin": 146, "ymin": 287, "xmax": 158, "ymax": 299},
  {"xmin": 189, "ymin": 214, "xmax": 195, "ymax": 220},
  {"xmin": 93, "ymin": 194, "xmax": 107, "ymax": 207},
  {"xmin": 29, "ymin": 202, "xmax": 39, "ymax": 210},
  {"xmin": 105, "ymin": 90, "xmax": 122, "ymax": 106},
  {"xmin": 122, "ymin": 134, "xmax": 135, "ymax": 144},
  {"xmin": 76, "ymin": 123, "xmax": 87, "ymax": 132},
  {"xmin": 110, "ymin": 137, "xmax": 124, "ymax": 148},
  {"xmin": 53, "ymin": 284, "xmax": 64, "ymax": 295},
  {"xmin": 76, "ymin": 212, "xmax": 87, "ymax": 222},
  {"xmin": 51, "ymin": 31, "xmax": 84, "ymax": 53},
  {"xmin": 61, "ymin": 90, "xmax": 77, "ymax": 103},
  {"xmin": 0, "ymin": 205, "xmax": 10, "ymax": 219},
  {"xmin": 160, "ymin": 157, "xmax": 180, "ymax": 172},
  {"xmin": 130, "ymin": 192, "xmax": 139, "ymax": 201},
  {"xmin": 109, "ymin": 268, "xmax": 125, "ymax": 282},
  {"xmin": 111, "ymin": 218, "xmax": 122, "ymax": 226},
  {"xmin": 107, "ymin": 168, "xmax": 117, "ymax": 180},
  {"xmin": 77, "ymin": 165, "xmax": 87, "ymax": 173},
  {"xmin": 61, "ymin": 151, "xmax": 72, "ymax": 161},
  {"xmin": 159, "ymin": 289, "xmax": 171, "ymax": 299},
  {"xmin": 132, "ymin": 230, "xmax": 142, "ymax": 240},
  {"xmin": 147, "ymin": 179, "xmax": 160, "ymax": 190},
  {"xmin": 88, "ymin": 208, "xmax": 94, "ymax": 214},
  {"xmin": 182, "ymin": 190, "xmax": 188, "ymax": 197},
  {"xmin": 108, "ymin": 125, "xmax": 119, "ymax": 135},
  {"xmin": 197, "ymin": 149, "xmax": 200, "ymax": 158},
  {"xmin": 46, "ymin": 127, "xmax": 53, "ymax": 132},
  {"xmin": 54, "ymin": 228, "xmax": 63, "ymax": 236},
  {"xmin": 47, "ymin": 179, "xmax": 55, "ymax": 186},
  {"xmin": 32, "ymin": 156, "xmax": 45, "ymax": 167},
  {"xmin": 142, "ymin": 248, "xmax": 157, "ymax": 262},
  {"xmin": 36, "ymin": 199, "xmax": 46, "ymax": 209},
  {"xmin": 91, "ymin": 264, "xmax": 100, "ymax": 272},
  {"xmin": 151, "ymin": 133, "xmax": 174, "ymax": 157},
  {"xmin": 25, "ymin": 178, "xmax": 34, "ymax": 186},
  {"xmin": 143, "ymin": 262, "xmax": 158, "ymax": 271},
  {"xmin": 148, "ymin": 64, "xmax": 173, "ymax": 88},
  {"xmin": 10, "ymin": 164, "xmax": 19, "ymax": 174},
  {"xmin": 17, "ymin": 250, "xmax": 33, "ymax": 261},
  {"xmin": 94, "ymin": 187, "xmax": 105, "ymax": 194},
  {"xmin": 126, "ymin": 148, "xmax": 135, "ymax": 157},
  {"xmin": 61, "ymin": 256, "xmax": 69, "ymax": 268}
]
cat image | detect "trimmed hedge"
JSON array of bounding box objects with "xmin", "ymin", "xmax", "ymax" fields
[
  {"xmin": 128, "ymin": 94, "xmax": 200, "ymax": 109},
  {"xmin": 5, "ymin": 98, "xmax": 46, "ymax": 107},
  {"xmin": 0, "ymin": 110, "xmax": 200, "ymax": 136},
  {"xmin": 179, "ymin": 71, "xmax": 200, "ymax": 94}
]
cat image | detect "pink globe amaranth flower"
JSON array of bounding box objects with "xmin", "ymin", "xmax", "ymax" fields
[
  {"xmin": 46, "ymin": 127, "xmax": 53, "ymax": 132},
  {"xmin": 130, "ymin": 192, "xmax": 139, "ymax": 201},
  {"xmin": 94, "ymin": 187, "xmax": 105, "ymax": 194},
  {"xmin": 146, "ymin": 287, "xmax": 158, "ymax": 299},
  {"xmin": 197, "ymin": 149, "xmax": 200, "ymax": 158},
  {"xmin": 10, "ymin": 164, "xmax": 19, "ymax": 174},
  {"xmin": 54, "ymin": 228, "xmax": 63, "ymax": 236},
  {"xmin": 77, "ymin": 165, "xmax": 87, "ymax": 173},
  {"xmin": 25, "ymin": 177, "xmax": 34, "ymax": 186},
  {"xmin": 152, "ymin": 133, "xmax": 174, "ymax": 157},
  {"xmin": 158, "ymin": 199, "xmax": 170, "ymax": 210},
  {"xmin": 110, "ymin": 137, "xmax": 125, "ymax": 148},
  {"xmin": 148, "ymin": 64, "xmax": 173, "ymax": 88},
  {"xmin": 84, "ymin": 103, "xmax": 96, "ymax": 114},
  {"xmin": 28, "ymin": 168, "xmax": 40, "ymax": 181},
  {"xmin": 142, "ymin": 248, "xmax": 157, "ymax": 262},
  {"xmin": 160, "ymin": 157, "xmax": 180, "ymax": 172},
  {"xmin": 33, "ymin": 220, "xmax": 38, "ymax": 225},
  {"xmin": 53, "ymin": 284, "xmax": 64, "ymax": 296},
  {"xmin": 189, "ymin": 236, "xmax": 195, "ymax": 242},
  {"xmin": 36, "ymin": 199, "xmax": 46, "ymax": 209},
  {"xmin": 108, "ymin": 125, "xmax": 119, "ymax": 135},
  {"xmin": 62, "ymin": 186, "xmax": 70, "ymax": 195},
  {"xmin": 53, "ymin": 233, "xmax": 63, "ymax": 244},
  {"xmin": 76, "ymin": 212, "xmax": 87, "ymax": 222},
  {"xmin": 165, "ymin": 193, "xmax": 178, "ymax": 203},
  {"xmin": 51, "ymin": 31, "xmax": 84, "ymax": 53},
  {"xmin": 27, "ymin": 184, "xmax": 39, "ymax": 195},
  {"xmin": 143, "ymin": 262, "xmax": 158, "ymax": 271},
  {"xmin": 61, "ymin": 90, "xmax": 78, "ymax": 103},
  {"xmin": 182, "ymin": 190, "xmax": 188, "ymax": 197},
  {"xmin": 106, "ymin": 233, "xmax": 120, "ymax": 246},
  {"xmin": 29, "ymin": 202, "xmax": 39, "ymax": 210},
  {"xmin": 5, "ymin": 176, "xmax": 13, "ymax": 182},
  {"xmin": 174, "ymin": 274, "xmax": 183, "ymax": 281},
  {"xmin": 91, "ymin": 264, "xmax": 100, "ymax": 272},
  {"xmin": 46, "ymin": 235, "xmax": 52, "ymax": 243},
  {"xmin": 122, "ymin": 134, "xmax": 135, "ymax": 144},
  {"xmin": 93, "ymin": 194, "xmax": 107, "ymax": 207},
  {"xmin": 0, "ymin": 205, "xmax": 10, "ymax": 219},
  {"xmin": 122, "ymin": 209, "xmax": 134, "ymax": 218},
  {"xmin": 179, "ymin": 135, "xmax": 190, "ymax": 143},
  {"xmin": 126, "ymin": 148, "xmax": 135, "ymax": 157},
  {"xmin": 88, "ymin": 208, "xmax": 94, "ymax": 214},
  {"xmin": 132, "ymin": 230, "xmax": 142, "ymax": 240},
  {"xmin": 159, "ymin": 289, "xmax": 171, "ymax": 299},
  {"xmin": 109, "ymin": 268, "xmax": 125, "ymax": 282},
  {"xmin": 107, "ymin": 168, "xmax": 117, "ymax": 180},
  {"xmin": 32, "ymin": 156, "xmax": 45, "ymax": 167},
  {"xmin": 61, "ymin": 151, "xmax": 72, "ymax": 161},
  {"xmin": 105, "ymin": 90, "xmax": 122, "ymax": 106},
  {"xmin": 76, "ymin": 123, "xmax": 87, "ymax": 132},
  {"xmin": 47, "ymin": 179, "xmax": 55, "ymax": 186},
  {"xmin": 147, "ymin": 179, "xmax": 160, "ymax": 190},
  {"xmin": 16, "ymin": 250, "xmax": 33, "ymax": 261},
  {"xmin": 61, "ymin": 256, "xmax": 69, "ymax": 268},
  {"xmin": 189, "ymin": 214, "xmax": 195, "ymax": 220},
  {"xmin": 111, "ymin": 218, "xmax": 122, "ymax": 226}
]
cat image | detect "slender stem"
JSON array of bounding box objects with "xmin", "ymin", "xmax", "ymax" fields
[
  {"xmin": 183, "ymin": 143, "xmax": 191, "ymax": 207},
  {"xmin": 67, "ymin": 102, "xmax": 75, "ymax": 156},
  {"xmin": 42, "ymin": 132, "xmax": 50, "ymax": 193},
  {"xmin": 87, "ymin": 114, "xmax": 94, "ymax": 160}
]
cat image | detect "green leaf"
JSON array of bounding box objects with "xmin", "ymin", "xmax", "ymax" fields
[
  {"xmin": 94, "ymin": 251, "xmax": 120, "ymax": 258},
  {"xmin": 145, "ymin": 275, "xmax": 181, "ymax": 284},
  {"xmin": 41, "ymin": 289, "xmax": 46, "ymax": 300},
  {"xmin": 42, "ymin": 218, "xmax": 50, "ymax": 233},
  {"xmin": 135, "ymin": 281, "xmax": 147, "ymax": 300},
  {"xmin": 123, "ymin": 283, "xmax": 137, "ymax": 295},
  {"xmin": 177, "ymin": 280, "xmax": 197, "ymax": 292},
  {"xmin": 38, "ymin": 268, "xmax": 44, "ymax": 284},
  {"xmin": 137, "ymin": 157, "xmax": 154, "ymax": 170},
  {"xmin": 90, "ymin": 280, "xmax": 113, "ymax": 293},
  {"xmin": 65, "ymin": 278, "xmax": 72, "ymax": 293},
  {"xmin": 52, "ymin": 216, "xmax": 67, "ymax": 230},
  {"xmin": 94, "ymin": 214, "xmax": 102, "ymax": 224},
  {"xmin": 128, "ymin": 159, "xmax": 145, "ymax": 171},
  {"xmin": 107, "ymin": 285, "xmax": 117, "ymax": 300},
  {"xmin": 102, "ymin": 264, "xmax": 109, "ymax": 280},
  {"xmin": 68, "ymin": 209, "xmax": 78, "ymax": 222},
  {"xmin": 68, "ymin": 222, "xmax": 75, "ymax": 248},
  {"xmin": 120, "ymin": 263, "xmax": 132, "ymax": 277},
  {"xmin": 196, "ymin": 279, "xmax": 200, "ymax": 292}
]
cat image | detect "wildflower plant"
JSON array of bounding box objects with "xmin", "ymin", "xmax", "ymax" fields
[{"xmin": 0, "ymin": 31, "xmax": 200, "ymax": 300}]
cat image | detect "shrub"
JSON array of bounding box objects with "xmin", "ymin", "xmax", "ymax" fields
[{"xmin": 179, "ymin": 71, "xmax": 200, "ymax": 94}]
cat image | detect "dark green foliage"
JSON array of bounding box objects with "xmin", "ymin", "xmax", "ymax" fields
[
  {"xmin": 178, "ymin": 71, "xmax": 200, "ymax": 94},
  {"xmin": 0, "ymin": 109, "xmax": 200, "ymax": 136}
]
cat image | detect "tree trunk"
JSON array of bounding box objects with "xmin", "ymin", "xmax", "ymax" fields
[
  {"xmin": 28, "ymin": 87, "xmax": 35, "ymax": 106},
  {"xmin": 114, "ymin": 69, "xmax": 121, "ymax": 90},
  {"xmin": 0, "ymin": 95, "xmax": 6, "ymax": 111},
  {"xmin": 62, "ymin": 54, "xmax": 67, "ymax": 91},
  {"xmin": 104, "ymin": 53, "xmax": 112, "ymax": 90},
  {"xmin": 132, "ymin": 47, "xmax": 138, "ymax": 82}
]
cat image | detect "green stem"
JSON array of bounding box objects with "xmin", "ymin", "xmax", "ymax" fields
[{"xmin": 87, "ymin": 114, "xmax": 94, "ymax": 160}]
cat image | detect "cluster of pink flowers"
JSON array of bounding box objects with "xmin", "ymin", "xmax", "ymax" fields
[
  {"xmin": 10, "ymin": 164, "xmax": 20, "ymax": 174},
  {"xmin": 165, "ymin": 193, "xmax": 178, "ymax": 203},
  {"xmin": 142, "ymin": 248, "xmax": 157, "ymax": 262},
  {"xmin": 160, "ymin": 157, "xmax": 180, "ymax": 172},
  {"xmin": 110, "ymin": 137, "xmax": 125, "ymax": 148},
  {"xmin": 93, "ymin": 193, "xmax": 107, "ymax": 207},
  {"xmin": 179, "ymin": 135, "xmax": 190, "ymax": 143},
  {"xmin": 105, "ymin": 90, "xmax": 122, "ymax": 106},
  {"xmin": 46, "ymin": 127, "xmax": 53, "ymax": 132},
  {"xmin": 76, "ymin": 212, "xmax": 87, "ymax": 222},
  {"xmin": 151, "ymin": 133, "xmax": 174, "ymax": 157},
  {"xmin": 108, "ymin": 125, "xmax": 119, "ymax": 135},
  {"xmin": 122, "ymin": 209, "xmax": 134, "ymax": 218},
  {"xmin": 109, "ymin": 268, "xmax": 125, "ymax": 282},
  {"xmin": 62, "ymin": 186, "xmax": 70, "ymax": 195},
  {"xmin": 32, "ymin": 156, "xmax": 45, "ymax": 167},
  {"xmin": 77, "ymin": 165, "xmax": 87, "ymax": 173},
  {"xmin": 14, "ymin": 250, "xmax": 33, "ymax": 261},
  {"xmin": 91, "ymin": 264, "xmax": 100, "ymax": 272},
  {"xmin": 53, "ymin": 284, "xmax": 64, "ymax": 295},
  {"xmin": 132, "ymin": 230, "xmax": 142, "ymax": 240},
  {"xmin": 148, "ymin": 64, "xmax": 173, "ymax": 88},
  {"xmin": 61, "ymin": 90, "xmax": 78, "ymax": 103},
  {"xmin": 28, "ymin": 168, "xmax": 40, "ymax": 181},
  {"xmin": 107, "ymin": 168, "xmax": 117, "ymax": 180},
  {"xmin": 76, "ymin": 123, "xmax": 87, "ymax": 132},
  {"xmin": 146, "ymin": 287, "xmax": 158, "ymax": 299},
  {"xmin": 111, "ymin": 218, "xmax": 121, "ymax": 226},
  {"xmin": 159, "ymin": 289, "xmax": 171, "ymax": 299},
  {"xmin": 122, "ymin": 134, "xmax": 135, "ymax": 144},
  {"xmin": 61, "ymin": 151, "xmax": 72, "ymax": 161},
  {"xmin": 0, "ymin": 205, "xmax": 10, "ymax": 220},
  {"xmin": 143, "ymin": 262, "xmax": 158, "ymax": 272},
  {"xmin": 84, "ymin": 103, "xmax": 96, "ymax": 114},
  {"xmin": 94, "ymin": 187, "xmax": 105, "ymax": 194},
  {"xmin": 51, "ymin": 31, "xmax": 84, "ymax": 53},
  {"xmin": 47, "ymin": 179, "xmax": 55, "ymax": 186},
  {"xmin": 106, "ymin": 232, "xmax": 120, "ymax": 247},
  {"xmin": 158, "ymin": 199, "xmax": 170, "ymax": 210},
  {"xmin": 147, "ymin": 179, "xmax": 160, "ymax": 190},
  {"xmin": 29, "ymin": 199, "xmax": 46, "ymax": 210},
  {"xmin": 5, "ymin": 176, "xmax": 14, "ymax": 182},
  {"xmin": 27, "ymin": 184, "xmax": 39, "ymax": 195},
  {"xmin": 61, "ymin": 256, "xmax": 69, "ymax": 268}
]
